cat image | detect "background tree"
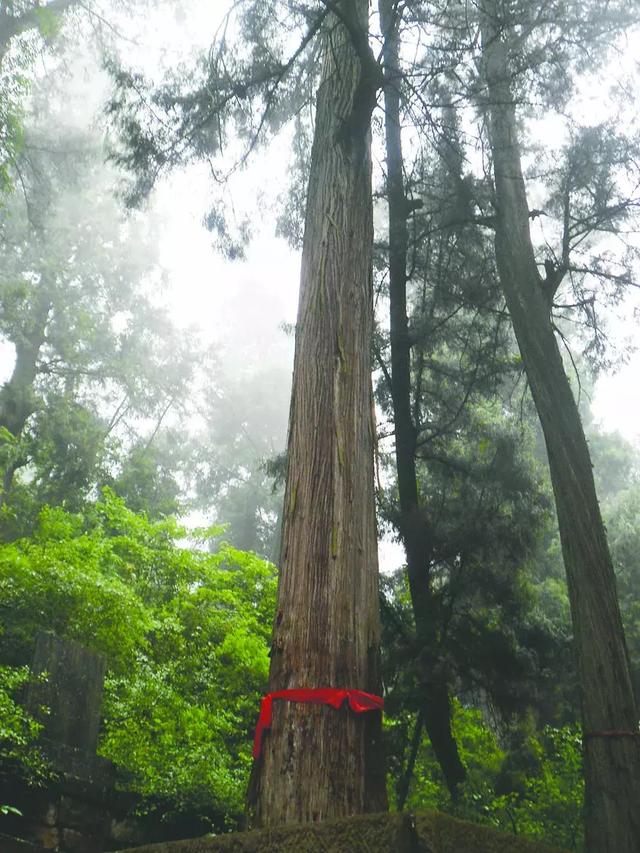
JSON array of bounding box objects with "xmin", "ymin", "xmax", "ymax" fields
[
  {"xmin": 0, "ymin": 81, "xmax": 202, "ymax": 536},
  {"xmin": 476, "ymin": 4, "xmax": 640, "ymax": 849},
  {"xmin": 379, "ymin": 0, "xmax": 466, "ymax": 799},
  {"xmin": 189, "ymin": 365, "xmax": 290, "ymax": 560},
  {"xmin": 0, "ymin": 0, "xmax": 147, "ymax": 191},
  {"xmin": 376, "ymin": 0, "xmax": 557, "ymax": 801}
]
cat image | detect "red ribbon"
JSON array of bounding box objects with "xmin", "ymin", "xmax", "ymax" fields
[{"xmin": 252, "ymin": 688, "xmax": 384, "ymax": 759}]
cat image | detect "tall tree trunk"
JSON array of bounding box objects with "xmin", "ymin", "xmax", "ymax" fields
[
  {"xmin": 380, "ymin": 0, "xmax": 465, "ymax": 801},
  {"xmin": 480, "ymin": 5, "xmax": 640, "ymax": 851},
  {"xmin": 248, "ymin": 0, "xmax": 387, "ymax": 826}
]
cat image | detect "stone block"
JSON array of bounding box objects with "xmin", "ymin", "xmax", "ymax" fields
[
  {"xmin": 61, "ymin": 827, "xmax": 101, "ymax": 853},
  {"xmin": 25, "ymin": 632, "xmax": 106, "ymax": 755},
  {"xmin": 110, "ymin": 816, "xmax": 146, "ymax": 848},
  {"xmin": 59, "ymin": 794, "xmax": 109, "ymax": 835},
  {"xmin": 0, "ymin": 833, "xmax": 49, "ymax": 853}
]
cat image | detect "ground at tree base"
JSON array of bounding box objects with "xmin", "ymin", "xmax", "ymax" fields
[{"xmin": 117, "ymin": 810, "xmax": 568, "ymax": 853}]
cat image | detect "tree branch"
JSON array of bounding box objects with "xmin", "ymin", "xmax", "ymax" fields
[{"xmin": 0, "ymin": 0, "xmax": 78, "ymax": 49}]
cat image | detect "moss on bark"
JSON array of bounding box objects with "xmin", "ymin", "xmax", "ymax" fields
[{"xmin": 117, "ymin": 810, "xmax": 568, "ymax": 853}]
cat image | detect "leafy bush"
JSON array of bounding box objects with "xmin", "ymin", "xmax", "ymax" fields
[
  {"xmin": 0, "ymin": 490, "xmax": 276, "ymax": 830},
  {"xmin": 0, "ymin": 664, "xmax": 51, "ymax": 791},
  {"xmin": 394, "ymin": 703, "xmax": 583, "ymax": 850}
]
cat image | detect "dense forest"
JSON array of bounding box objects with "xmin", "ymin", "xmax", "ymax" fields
[{"xmin": 1, "ymin": 1, "xmax": 640, "ymax": 852}]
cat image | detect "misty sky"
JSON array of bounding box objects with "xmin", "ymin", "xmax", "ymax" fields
[
  {"xmin": 116, "ymin": 0, "xmax": 640, "ymax": 448},
  {"xmin": 1, "ymin": 0, "xmax": 638, "ymax": 461}
]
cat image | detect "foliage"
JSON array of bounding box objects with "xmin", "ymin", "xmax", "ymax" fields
[
  {"xmin": 189, "ymin": 365, "xmax": 290, "ymax": 559},
  {"xmin": 524, "ymin": 424, "xmax": 640, "ymax": 713},
  {"xmin": 0, "ymin": 58, "xmax": 27, "ymax": 194},
  {"xmin": 595, "ymin": 481, "xmax": 640, "ymax": 698},
  {"xmin": 0, "ymin": 664, "xmax": 51, "ymax": 787},
  {"xmin": 0, "ymin": 489, "xmax": 277, "ymax": 830},
  {"xmin": 488, "ymin": 726, "xmax": 584, "ymax": 850},
  {"xmin": 0, "ymin": 81, "xmax": 206, "ymax": 535},
  {"xmin": 379, "ymin": 405, "xmax": 560, "ymax": 725},
  {"xmin": 105, "ymin": 1, "xmax": 321, "ymax": 211},
  {"xmin": 389, "ymin": 702, "xmax": 584, "ymax": 850}
]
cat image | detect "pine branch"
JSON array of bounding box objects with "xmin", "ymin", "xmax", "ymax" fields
[{"xmin": 0, "ymin": 0, "xmax": 78, "ymax": 49}]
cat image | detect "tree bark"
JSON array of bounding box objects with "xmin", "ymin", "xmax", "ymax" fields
[
  {"xmin": 247, "ymin": 0, "xmax": 387, "ymax": 826},
  {"xmin": 480, "ymin": 5, "xmax": 640, "ymax": 851},
  {"xmin": 380, "ymin": 0, "xmax": 466, "ymax": 800}
]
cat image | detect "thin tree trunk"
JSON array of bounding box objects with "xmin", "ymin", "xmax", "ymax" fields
[
  {"xmin": 0, "ymin": 286, "xmax": 50, "ymax": 516},
  {"xmin": 380, "ymin": 0, "xmax": 466, "ymax": 799},
  {"xmin": 0, "ymin": 291, "xmax": 50, "ymax": 438},
  {"xmin": 397, "ymin": 709, "xmax": 423, "ymax": 811},
  {"xmin": 480, "ymin": 6, "xmax": 640, "ymax": 851},
  {"xmin": 248, "ymin": 0, "xmax": 387, "ymax": 825}
]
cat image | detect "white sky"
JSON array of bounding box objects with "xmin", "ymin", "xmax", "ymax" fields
[
  {"xmin": 592, "ymin": 352, "xmax": 640, "ymax": 445},
  {"xmin": 153, "ymin": 166, "xmax": 300, "ymax": 371}
]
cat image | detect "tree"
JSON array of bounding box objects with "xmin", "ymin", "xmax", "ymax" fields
[
  {"xmin": 189, "ymin": 365, "xmax": 290, "ymax": 560},
  {"xmin": 477, "ymin": 2, "xmax": 640, "ymax": 849},
  {"xmin": 247, "ymin": 0, "xmax": 387, "ymax": 824},
  {"xmin": 379, "ymin": 0, "xmax": 466, "ymax": 798},
  {"xmin": 0, "ymin": 1, "xmax": 77, "ymax": 61},
  {"xmin": 0, "ymin": 1, "xmax": 94, "ymax": 189},
  {"xmin": 378, "ymin": 393, "xmax": 560, "ymax": 806},
  {"xmin": 0, "ymin": 90, "xmax": 199, "ymax": 534},
  {"xmin": 377, "ymin": 0, "xmax": 558, "ymax": 798}
]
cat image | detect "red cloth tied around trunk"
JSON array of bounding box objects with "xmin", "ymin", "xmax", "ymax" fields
[{"xmin": 252, "ymin": 688, "xmax": 384, "ymax": 759}]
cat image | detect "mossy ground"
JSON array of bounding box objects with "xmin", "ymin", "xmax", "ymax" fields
[{"xmin": 118, "ymin": 810, "xmax": 568, "ymax": 853}]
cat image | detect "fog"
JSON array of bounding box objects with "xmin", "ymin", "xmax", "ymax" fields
[
  {"xmin": 0, "ymin": 0, "xmax": 638, "ymax": 568},
  {"xmin": 3, "ymin": 3, "xmax": 640, "ymax": 843}
]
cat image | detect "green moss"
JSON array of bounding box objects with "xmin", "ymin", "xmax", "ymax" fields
[
  {"xmin": 118, "ymin": 810, "xmax": 568, "ymax": 853},
  {"xmin": 415, "ymin": 810, "xmax": 567, "ymax": 852}
]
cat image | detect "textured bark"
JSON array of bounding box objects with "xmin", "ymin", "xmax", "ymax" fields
[
  {"xmin": 248, "ymin": 0, "xmax": 386, "ymax": 826},
  {"xmin": 480, "ymin": 5, "xmax": 640, "ymax": 851},
  {"xmin": 380, "ymin": 0, "xmax": 465, "ymax": 799}
]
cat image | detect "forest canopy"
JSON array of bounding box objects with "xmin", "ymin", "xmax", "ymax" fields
[{"xmin": 1, "ymin": 1, "xmax": 640, "ymax": 851}]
